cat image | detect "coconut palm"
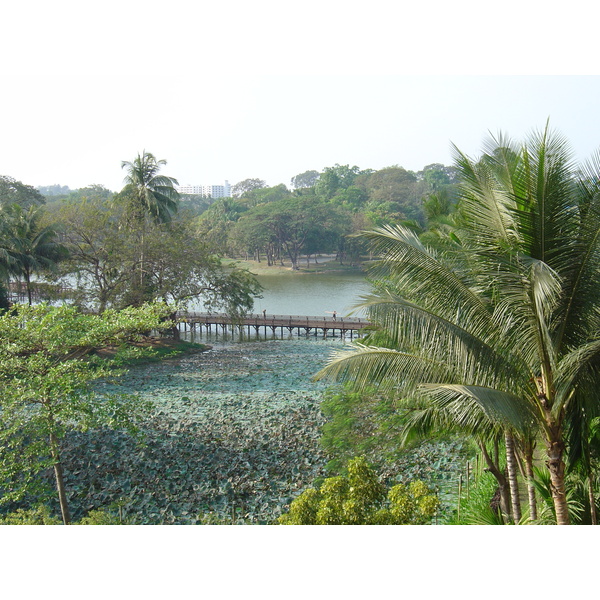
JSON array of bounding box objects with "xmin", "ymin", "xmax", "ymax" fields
[
  {"xmin": 1, "ymin": 205, "xmax": 67, "ymax": 305},
  {"xmin": 120, "ymin": 151, "xmax": 179, "ymax": 305},
  {"xmin": 0, "ymin": 210, "xmax": 14, "ymax": 309},
  {"xmin": 120, "ymin": 151, "xmax": 180, "ymax": 225},
  {"xmin": 316, "ymin": 124, "xmax": 600, "ymax": 524}
]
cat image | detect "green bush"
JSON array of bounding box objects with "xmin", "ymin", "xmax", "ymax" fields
[
  {"xmin": 76, "ymin": 508, "xmax": 127, "ymax": 525},
  {"xmin": 279, "ymin": 457, "xmax": 439, "ymax": 525},
  {"xmin": 0, "ymin": 505, "xmax": 61, "ymax": 525}
]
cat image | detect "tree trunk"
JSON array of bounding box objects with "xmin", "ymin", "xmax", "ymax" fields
[
  {"xmin": 589, "ymin": 477, "xmax": 598, "ymax": 525},
  {"xmin": 50, "ymin": 432, "xmax": 71, "ymax": 525},
  {"xmin": 25, "ymin": 271, "xmax": 33, "ymax": 306},
  {"xmin": 480, "ymin": 440, "xmax": 512, "ymax": 523},
  {"xmin": 493, "ymin": 436, "xmax": 499, "ymax": 468},
  {"xmin": 546, "ymin": 432, "xmax": 570, "ymax": 525},
  {"xmin": 505, "ymin": 432, "xmax": 522, "ymax": 524},
  {"xmin": 523, "ymin": 443, "xmax": 538, "ymax": 522},
  {"xmin": 139, "ymin": 227, "xmax": 145, "ymax": 290},
  {"xmin": 167, "ymin": 311, "xmax": 180, "ymax": 340}
]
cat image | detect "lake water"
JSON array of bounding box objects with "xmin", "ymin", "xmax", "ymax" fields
[
  {"xmin": 252, "ymin": 271, "xmax": 370, "ymax": 317},
  {"xmin": 185, "ymin": 270, "xmax": 370, "ymax": 343}
]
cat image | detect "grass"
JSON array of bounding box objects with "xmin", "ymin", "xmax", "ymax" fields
[{"xmin": 223, "ymin": 256, "xmax": 366, "ymax": 277}]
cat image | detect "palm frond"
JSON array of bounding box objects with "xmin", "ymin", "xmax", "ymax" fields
[
  {"xmin": 314, "ymin": 344, "xmax": 451, "ymax": 395},
  {"xmin": 360, "ymin": 225, "xmax": 495, "ymax": 342},
  {"xmin": 353, "ymin": 291, "xmax": 525, "ymax": 391},
  {"xmin": 417, "ymin": 383, "xmax": 537, "ymax": 436}
]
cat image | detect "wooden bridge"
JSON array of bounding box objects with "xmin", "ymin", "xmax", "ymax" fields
[{"xmin": 176, "ymin": 312, "xmax": 371, "ymax": 339}]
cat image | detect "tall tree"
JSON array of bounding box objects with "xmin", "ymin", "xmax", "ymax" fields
[
  {"xmin": 119, "ymin": 151, "xmax": 180, "ymax": 305},
  {"xmin": 1, "ymin": 205, "xmax": 67, "ymax": 305},
  {"xmin": 120, "ymin": 151, "xmax": 180, "ymax": 224},
  {"xmin": 231, "ymin": 178, "xmax": 267, "ymax": 198},
  {"xmin": 0, "ymin": 302, "xmax": 172, "ymax": 524},
  {"xmin": 316, "ymin": 124, "xmax": 600, "ymax": 525},
  {"xmin": 0, "ymin": 175, "xmax": 46, "ymax": 209},
  {"xmin": 49, "ymin": 197, "xmax": 133, "ymax": 311},
  {"xmin": 232, "ymin": 197, "xmax": 342, "ymax": 270},
  {"xmin": 291, "ymin": 170, "xmax": 320, "ymax": 190},
  {"xmin": 47, "ymin": 196, "xmax": 261, "ymax": 314},
  {"xmin": 316, "ymin": 164, "xmax": 363, "ymax": 199}
]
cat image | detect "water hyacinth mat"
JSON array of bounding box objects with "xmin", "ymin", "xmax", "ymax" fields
[{"xmin": 56, "ymin": 338, "xmax": 340, "ymax": 524}]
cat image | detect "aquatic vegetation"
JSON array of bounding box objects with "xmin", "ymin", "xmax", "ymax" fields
[{"xmin": 53, "ymin": 339, "xmax": 339, "ymax": 524}]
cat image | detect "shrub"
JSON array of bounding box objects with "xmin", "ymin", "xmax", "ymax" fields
[
  {"xmin": 0, "ymin": 505, "xmax": 61, "ymax": 525},
  {"xmin": 279, "ymin": 457, "xmax": 439, "ymax": 525}
]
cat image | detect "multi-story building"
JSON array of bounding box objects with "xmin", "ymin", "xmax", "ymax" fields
[{"xmin": 176, "ymin": 181, "xmax": 231, "ymax": 198}]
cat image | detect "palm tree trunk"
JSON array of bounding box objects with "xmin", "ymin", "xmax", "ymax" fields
[
  {"xmin": 25, "ymin": 270, "xmax": 33, "ymax": 306},
  {"xmin": 505, "ymin": 432, "xmax": 522, "ymax": 523},
  {"xmin": 546, "ymin": 431, "xmax": 570, "ymax": 525},
  {"xmin": 480, "ymin": 440, "xmax": 512, "ymax": 523},
  {"xmin": 522, "ymin": 442, "xmax": 537, "ymax": 522},
  {"xmin": 585, "ymin": 445, "xmax": 597, "ymax": 525},
  {"xmin": 49, "ymin": 432, "xmax": 71, "ymax": 525},
  {"xmin": 589, "ymin": 477, "xmax": 598, "ymax": 525},
  {"xmin": 139, "ymin": 228, "xmax": 145, "ymax": 290}
]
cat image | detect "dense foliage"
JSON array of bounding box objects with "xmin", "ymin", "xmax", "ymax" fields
[
  {"xmin": 4, "ymin": 129, "xmax": 600, "ymax": 526},
  {"xmin": 279, "ymin": 456, "xmax": 439, "ymax": 524},
  {"xmin": 319, "ymin": 385, "xmax": 468, "ymax": 500},
  {"xmin": 316, "ymin": 124, "xmax": 600, "ymax": 524},
  {"xmin": 2, "ymin": 338, "xmax": 337, "ymax": 524},
  {"xmin": 0, "ymin": 302, "xmax": 173, "ymax": 524},
  {"xmin": 196, "ymin": 163, "xmax": 458, "ymax": 269}
]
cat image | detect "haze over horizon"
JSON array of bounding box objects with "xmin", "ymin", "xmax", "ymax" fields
[{"xmin": 2, "ymin": 2, "xmax": 598, "ymax": 193}]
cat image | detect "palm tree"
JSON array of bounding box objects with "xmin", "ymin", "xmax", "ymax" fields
[
  {"xmin": 2, "ymin": 205, "xmax": 67, "ymax": 305},
  {"xmin": 121, "ymin": 151, "xmax": 180, "ymax": 225},
  {"xmin": 120, "ymin": 151, "xmax": 179, "ymax": 305},
  {"xmin": 0, "ymin": 210, "xmax": 14, "ymax": 309},
  {"xmin": 316, "ymin": 124, "xmax": 600, "ymax": 524}
]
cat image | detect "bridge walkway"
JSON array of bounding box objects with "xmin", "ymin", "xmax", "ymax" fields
[{"xmin": 176, "ymin": 312, "xmax": 370, "ymax": 338}]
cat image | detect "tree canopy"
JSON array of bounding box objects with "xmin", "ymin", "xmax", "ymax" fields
[
  {"xmin": 0, "ymin": 175, "xmax": 45, "ymax": 209},
  {"xmin": 316, "ymin": 124, "xmax": 600, "ymax": 524},
  {"xmin": 0, "ymin": 302, "xmax": 173, "ymax": 524}
]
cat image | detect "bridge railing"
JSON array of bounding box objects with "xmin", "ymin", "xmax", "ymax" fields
[{"xmin": 178, "ymin": 311, "xmax": 366, "ymax": 324}]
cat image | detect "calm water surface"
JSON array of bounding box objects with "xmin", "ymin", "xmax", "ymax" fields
[{"xmin": 252, "ymin": 271, "xmax": 369, "ymax": 317}]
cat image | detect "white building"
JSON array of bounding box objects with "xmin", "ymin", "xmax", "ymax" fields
[{"xmin": 176, "ymin": 181, "xmax": 231, "ymax": 198}]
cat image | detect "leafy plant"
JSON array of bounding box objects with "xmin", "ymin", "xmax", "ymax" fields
[
  {"xmin": 0, "ymin": 505, "xmax": 61, "ymax": 525},
  {"xmin": 279, "ymin": 456, "xmax": 439, "ymax": 525},
  {"xmin": 445, "ymin": 472, "xmax": 505, "ymax": 525},
  {"xmin": 76, "ymin": 501, "xmax": 135, "ymax": 525},
  {"xmin": 319, "ymin": 384, "xmax": 470, "ymax": 502},
  {"xmin": 0, "ymin": 302, "xmax": 172, "ymax": 524},
  {"xmin": 316, "ymin": 124, "xmax": 600, "ymax": 524}
]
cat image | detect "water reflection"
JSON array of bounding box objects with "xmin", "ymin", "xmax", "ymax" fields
[
  {"xmin": 189, "ymin": 270, "xmax": 370, "ymax": 318},
  {"xmin": 253, "ymin": 271, "xmax": 369, "ymax": 317}
]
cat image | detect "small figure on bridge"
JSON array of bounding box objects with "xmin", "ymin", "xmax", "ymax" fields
[{"xmin": 262, "ymin": 309, "xmax": 266, "ymax": 318}]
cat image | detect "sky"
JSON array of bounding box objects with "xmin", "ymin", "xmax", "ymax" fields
[{"xmin": 2, "ymin": 1, "xmax": 599, "ymax": 193}]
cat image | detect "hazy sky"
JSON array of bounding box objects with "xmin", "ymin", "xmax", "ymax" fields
[{"xmin": 2, "ymin": 1, "xmax": 598, "ymax": 192}]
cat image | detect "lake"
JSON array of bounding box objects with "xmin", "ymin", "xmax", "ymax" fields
[
  {"xmin": 252, "ymin": 271, "xmax": 370, "ymax": 317},
  {"xmin": 185, "ymin": 269, "xmax": 371, "ymax": 344}
]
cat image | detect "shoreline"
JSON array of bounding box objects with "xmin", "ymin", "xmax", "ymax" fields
[{"xmin": 224, "ymin": 256, "xmax": 367, "ymax": 277}]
